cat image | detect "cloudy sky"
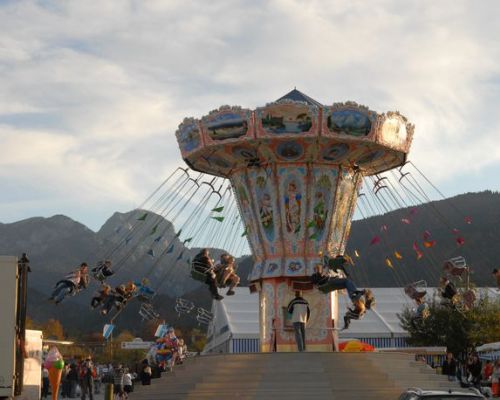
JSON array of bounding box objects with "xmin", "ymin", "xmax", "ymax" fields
[{"xmin": 1, "ymin": 0, "xmax": 499, "ymax": 231}]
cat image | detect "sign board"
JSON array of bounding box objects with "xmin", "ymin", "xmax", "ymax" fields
[{"xmin": 121, "ymin": 340, "xmax": 154, "ymax": 350}]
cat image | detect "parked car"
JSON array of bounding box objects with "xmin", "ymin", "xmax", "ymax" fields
[{"xmin": 398, "ymin": 387, "xmax": 485, "ymax": 399}]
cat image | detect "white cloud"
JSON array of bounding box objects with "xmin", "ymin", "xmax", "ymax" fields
[{"xmin": 0, "ymin": 0, "xmax": 499, "ymax": 229}]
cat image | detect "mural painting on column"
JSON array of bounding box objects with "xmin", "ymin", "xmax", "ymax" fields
[
  {"xmin": 307, "ymin": 167, "xmax": 339, "ymax": 258},
  {"xmin": 249, "ymin": 168, "xmax": 281, "ymax": 258},
  {"xmin": 328, "ymin": 170, "xmax": 360, "ymax": 256},
  {"xmin": 305, "ymin": 291, "xmax": 331, "ymax": 343},
  {"xmin": 261, "ymin": 281, "xmax": 276, "ymax": 351},
  {"xmin": 232, "ymin": 175, "xmax": 263, "ymax": 260}
]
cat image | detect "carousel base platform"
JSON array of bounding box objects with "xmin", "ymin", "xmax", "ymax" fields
[{"xmin": 129, "ymin": 352, "xmax": 460, "ymax": 400}]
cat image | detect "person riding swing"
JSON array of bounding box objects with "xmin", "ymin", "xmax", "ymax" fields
[
  {"xmin": 192, "ymin": 249, "xmax": 223, "ymax": 300},
  {"xmin": 91, "ymin": 260, "xmax": 114, "ymax": 282},
  {"xmin": 91, "ymin": 284, "xmax": 111, "ymax": 309},
  {"xmin": 214, "ymin": 253, "xmax": 240, "ymax": 296},
  {"xmin": 49, "ymin": 263, "xmax": 89, "ymax": 304}
]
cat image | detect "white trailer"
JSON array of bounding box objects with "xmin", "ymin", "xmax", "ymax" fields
[{"xmin": 0, "ymin": 255, "xmax": 30, "ymax": 400}]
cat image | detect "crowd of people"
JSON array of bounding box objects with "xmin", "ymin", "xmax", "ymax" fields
[
  {"xmin": 40, "ymin": 327, "xmax": 188, "ymax": 400},
  {"xmin": 440, "ymin": 352, "xmax": 500, "ymax": 397}
]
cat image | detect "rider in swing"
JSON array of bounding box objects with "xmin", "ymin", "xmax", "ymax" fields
[
  {"xmin": 193, "ymin": 248, "xmax": 223, "ymax": 300},
  {"xmin": 214, "ymin": 253, "xmax": 240, "ymax": 296},
  {"xmin": 49, "ymin": 263, "xmax": 89, "ymax": 304}
]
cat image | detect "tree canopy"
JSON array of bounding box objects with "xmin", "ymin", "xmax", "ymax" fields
[{"xmin": 398, "ymin": 292, "xmax": 500, "ymax": 356}]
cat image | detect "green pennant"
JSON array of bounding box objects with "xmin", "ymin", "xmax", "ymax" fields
[
  {"xmin": 137, "ymin": 212, "xmax": 148, "ymax": 221},
  {"xmin": 150, "ymin": 223, "xmax": 159, "ymax": 235},
  {"xmin": 306, "ymin": 220, "xmax": 316, "ymax": 229},
  {"xmin": 175, "ymin": 229, "xmax": 182, "ymax": 237},
  {"xmin": 183, "ymin": 237, "xmax": 193, "ymax": 244},
  {"xmin": 211, "ymin": 206, "xmax": 224, "ymax": 213},
  {"xmin": 241, "ymin": 227, "xmax": 248, "ymax": 237},
  {"xmin": 309, "ymin": 233, "xmax": 318, "ymax": 240},
  {"xmin": 211, "ymin": 216, "xmax": 225, "ymax": 222}
]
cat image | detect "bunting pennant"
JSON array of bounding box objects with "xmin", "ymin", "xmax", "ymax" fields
[
  {"xmin": 394, "ymin": 251, "xmax": 403, "ymax": 260},
  {"xmin": 380, "ymin": 225, "xmax": 388, "ymax": 232},
  {"xmin": 150, "ymin": 224, "xmax": 159, "ymax": 235},
  {"xmin": 423, "ymin": 240, "xmax": 436, "ymax": 248},
  {"xmin": 241, "ymin": 227, "xmax": 248, "ymax": 237},
  {"xmin": 176, "ymin": 251, "xmax": 184, "ymax": 261},
  {"xmin": 413, "ymin": 241, "xmax": 423, "ymax": 260},
  {"xmin": 423, "ymin": 230, "xmax": 432, "ymax": 240},
  {"xmin": 166, "ymin": 244, "xmax": 174, "ymax": 254},
  {"xmin": 103, "ymin": 324, "xmax": 115, "ymax": 339},
  {"xmin": 154, "ymin": 235, "xmax": 163, "ymax": 243},
  {"xmin": 211, "ymin": 216, "xmax": 225, "ymax": 222},
  {"xmin": 385, "ymin": 257, "xmax": 394, "ymax": 269},
  {"xmin": 175, "ymin": 229, "xmax": 182, "ymax": 237},
  {"xmin": 211, "ymin": 206, "xmax": 224, "ymax": 213},
  {"xmin": 183, "ymin": 237, "xmax": 193, "ymax": 245},
  {"xmin": 401, "ymin": 218, "xmax": 411, "ymax": 224},
  {"xmin": 137, "ymin": 212, "xmax": 148, "ymax": 221},
  {"xmin": 464, "ymin": 216, "xmax": 472, "ymax": 224},
  {"xmin": 354, "ymin": 249, "xmax": 360, "ymax": 258},
  {"xmin": 370, "ymin": 236, "xmax": 381, "ymax": 245},
  {"xmin": 456, "ymin": 237, "xmax": 465, "ymax": 246},
  {"xmin": 306, "ymin": 220, "xmax": 316, "ymax": 229},
  {"xmin": 147, "ymin": 249, "xmax": 155, "ymax": 258},
  {"xmin": 409, "ymin": 208, "xmax": 417, "ymax": 216},
  {"xmin": 309, "ymin": 232, "xmax": 319, "ymax": 240},
  {"xmin": 452, "ymin": 228, "xmax": 460, "ymax": 234}
]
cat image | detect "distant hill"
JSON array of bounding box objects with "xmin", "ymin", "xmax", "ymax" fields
[
  {"xmin": 1, "ymin": 190, "xmax": 498, "ymax": 336},
  {"xmin": 346, "ymin": 191, "xmax": 500, "ymax": 287}
]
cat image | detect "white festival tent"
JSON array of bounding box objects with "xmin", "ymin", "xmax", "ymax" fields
[{"xmin": 204, "ymin": 287, "xmax": 498, "ymax": 353}]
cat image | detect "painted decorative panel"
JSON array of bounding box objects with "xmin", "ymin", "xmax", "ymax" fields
[
  {"xmin": 277, "ymin": 165, "xmax": 307, "ymax": 256},
  {"xmin": 176, "ymin": 118, "xmax": 202, "ymax": 156},
  {"xmin": 256, "ymin": 102, "xmax": 319, "ymax": 137},
  {"xmin": 248, "ymin": 167, "xmax": 282, "ymax": 257},
  {"xmin": 200, "ymin": 106, "xmax": 254, "ymax": 146}
]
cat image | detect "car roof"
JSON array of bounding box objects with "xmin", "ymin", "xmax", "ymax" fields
[{"xmin": 404, "ymin": 387, "xmax": 484, "ymax": 398}]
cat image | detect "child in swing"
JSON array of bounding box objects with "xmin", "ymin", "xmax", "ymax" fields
[{"xmin": 215, "ymin": 253, "xmax": 240, "ymax": 296}]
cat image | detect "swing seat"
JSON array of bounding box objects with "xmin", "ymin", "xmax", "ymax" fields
[
  {"xmin": 443, "ymin": 256, "xmax": 467, "ymax": 271},
  {"xmin": 137, "ymin": 292, "xmax": 155, "ymax": 303},
  {"xmin": 191, "ymin": 261, "xmax": 209, "ymax": 282},
  {"xmin": 139, "ymin": 303, "xmax": 159, "ymax": 321},
  {"xmin": 191, "ymin": 269, "xmax": 207, "ymax": 282}
]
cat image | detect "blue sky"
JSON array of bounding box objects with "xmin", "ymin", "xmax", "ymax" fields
[{"xmin": 1, "ymin": 0, "xmax": 499, "ymax": 231}]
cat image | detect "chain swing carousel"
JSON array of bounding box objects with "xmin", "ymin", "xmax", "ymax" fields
[{"xmin": 175, "ymin": 89, "xmax": 414, "ymax": 352}]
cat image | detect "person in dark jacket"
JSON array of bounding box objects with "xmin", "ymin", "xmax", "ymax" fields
[
  {"xmin": 310, "ymin": 264, "xmax": 373, "ymax": 306},
  {"xmin": 440, "ymin": 277, "xmax": 458, "ymax": 301},
  {"xmin": 287, "ymin": 291, "xmax": 310, "ymax": 352},
  {"xmin": 467, "ymin": 354, "xmax": 482, "ymax": 387},
  {"xmin": 442, "ymin": 352, "xmax": 457, "ymax": 381},
  {"xmin": 140, "ymin": 359, "xmax": 152, "ymax": 385},
  {"xmin": 79, "ymin": 357, "xmax": 96, "ymax": 400},
  {"xmin": 193, "ymin": 249, "xmax": 223, "ymax": 300}
]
